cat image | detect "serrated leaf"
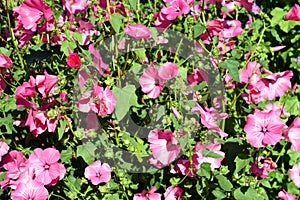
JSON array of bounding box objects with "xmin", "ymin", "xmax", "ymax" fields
[
  {"xmin": 219, "ymin": 60, "xmax": 240, "ymax": 82},
  {"xmin": 109, "ymin": 13, "xmax": 124, "ymax": 33},
  {"xmin": 0, "ymin": 114, "xmax": 16, "ymax": 134},
  {"xmin": 60, "ymin": 147, "xmax": 73, "ymax": 164},
  {"xmin": 216, "ymin": 175, "xmax": 233, "ymax": 191},
  {"xmin": 76, "ymin": 142, "xmax": 96, "ymax": 164}
]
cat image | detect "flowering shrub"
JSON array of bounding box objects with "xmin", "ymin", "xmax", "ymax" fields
[{"xmin": 0, "ymin": 0, "xmax": 300, "ymax": 199}]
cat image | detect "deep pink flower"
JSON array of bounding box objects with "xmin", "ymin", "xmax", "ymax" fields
[
  {"xmin": 284, "ymin": 117, "xmax": 300, "ymax": 151},
  {"xmin": 239, "ymin": 62, "xmax": 261, "ymax": 84},
  {"xmin": 27, "ymin": 148, "xmax": 66, "ymax": 186},
  {"xmin": 221, "ymin": 20, "xmax": 243, "ymax": 38},
  {"xmin": 192, "ymin": 140, "xmax": 225, "ymax": 171},
  {"xmin": 285, "ymin": 4, "xmax": 300, "ymax": 21},
  {"xmin": 15, "ymin": 76, "xmax": 36, "ymax": 99},
  {"xmin": 0, "ymin": 140, "xmax": 9, "ymax": 162},
  {"xmin": 84, "ymin": 160, "xmax": 112, "ymax": 185},
  {"xmin": 11, "ymin": 180, "xmax": 48, "ymax": 200},
  {"xmin": 206, "ymin": 19, "xmax": 224, "ymax": 36},
  {"xmin": 290, "ymin": 162, "xmax": 300, "ymax": 187},
  {"xmin": 164, "ymin": 185, "xmax": 183, "ymax": 200},
  {"xmin": 25, "ymin": 109, "xmax": 48, "ymax": 137},
  {"xmin": 124, "ymin": 24, "xmax": 152, "ymax": 40},
  {"xmin": 244, "ymin": 108, "xmax": 285, "ymax": 148},
  {"xmin": 235, "ymin": 0, "xmax": 259, "ymax": 13},
  {"xmin": 170, "ymin": 158, "xmax": 194, "ymax": 177},
  {"xmin": 0, "ymin": 54, "xmax": 13, "ymax": 69},
  {"xmin": 133, "ymin": 186, "xmax": 161, "ymax": 200},
  {"xmin": 63, "ymin": 0, "xmax": 89, "ymax": 15},
  {"xmin": 67, "ymin": 53, "xmax": 81, "ymax": 69},
  {"xmin": 161, "ymin": 0, "xmax": 190, "ymax": 20},
  {"xmin": 92, "ymin": 84, "xmax": 117, "ymax": 116},
  {"xmin": 154, "ymin": 11, "xmax": 173, "ymax": 31},
  {"xmin": 250, "ymin": 157, "xmax": 277, "ymax": 178},
  {"xmin": 187, "ymin": 69, "xmax": 208, "ymax": 87},
  {"xmin": 148, "ymin": 128, "xmax": 181, "ymax": 168},
  {"xmin": 278, "ymin": 190, "xmax": 296, "ymax": 200},
  {"xmin": 36, "ymin": 71, "xmax": 58, "ymax": 98},
  {"xmin": 139, "ymin": 65, "xmax": 164, "ymax": 99},
  {"xmin": 191, "ymin": 103, "xmax": 228, "ymax": 138}
]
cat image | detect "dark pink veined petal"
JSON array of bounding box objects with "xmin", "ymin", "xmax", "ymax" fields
[{"xmin": 285, "ymin": 4, "xmax": 300, "ymax": 21}]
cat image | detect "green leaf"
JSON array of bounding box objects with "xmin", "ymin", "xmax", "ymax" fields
[
  {"xmin": 60, "ymin": 147, "xmax": 73, "ymax": 164},
  {"xmin": 58, "ymin": 119, "xmax": 68, "ymax": 141},
  {"xmin": 109, "ymin": 13, "xmax": 124, "ymax": 33},
  {"xmin": 212, "ymin": 189, "xmax": 226, "ymax": 199},
  {"xmin": 129, "ymin": 0, "xmax": 137, "ymax": 10},
  {"xmin": 219, "ymin": 60, "xmax": 240, "ymax": 82},
  {"xmin": 287, "ymin": 149, "xmax": 300, "ymax": 166},
  {"xmin": 76, "ymin": 142, "xmax": 96, "ymax": 164},
  {"xmin": 72, "ymin": 32, "xmax": 83, "ymax": 44},
  {"xmin": 0, "ymin": 114, "xmax": 16, "ymax": 134},
  {"xmin": 216, "ymin": 175, "xmax": 233, "ymax": 191},
  {"xmin": 234, "ymin": 188, "xmax": 245, "ymax": 200},
  {"xmin": 285, "ymin": 96, "xmax": 300, "ymax": 116},
  {"xmin": 194, "ymin": 24, "xmax": 206, "ymax": 38},
  {"xmin": 134, "ymin": 48, "xmax": 146, "ymax": 61},
  {"xmin": 61, "ymin": 40, "xmax": 77, "ymax": 56},
  {"xmin": 0, "ymin": 47, "xmax": 11, "ymax": 56},
  {"xmin": 197, "ymin": 162, "xmax": 211, "ymax": 179},
  {"xmin": 279, "ymin": 20, "xmax": 300, "ymax": 33},
  {"xmin": 270, "ymin": 7, "xmax": 286, "ymax": 26},
  {"xmin": 202, "ymin": 149, "xmax": 224, "ymax": 158},
  {"xmin": 270, "ymin": 29, "xmax": 282, "ymax": 43},
  {"xmin": 234, "ymin": 157, "xmax": 251, "ymax": 175},
  {"xmin": 112, "ymin": 84, "xmax": 137, "ymax": 121}
]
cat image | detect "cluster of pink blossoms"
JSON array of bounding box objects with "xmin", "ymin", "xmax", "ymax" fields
[
  {"xmin": 0, "ymin": 146, "xmax": 65, "ymax": 200},
  {"xmin": 14, "ymin": 70, "xmax": 70, "ymax": 137},
  {"xmin": 133, "ymin": 185, "xmax": 183, "ymax": 200}
]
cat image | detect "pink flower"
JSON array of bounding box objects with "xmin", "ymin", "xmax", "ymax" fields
[
  {"xmin": 11, "ymin": 180, "xmax": 49, "ymax": 200},
  {"xmin": 290, "ymin": 162, "xmax": 300, "ymax": 187},
  {"xmin": 15, "ymin": 76, "xmax": 36, "ymax": 99},
  {"xmin": 148, "ymin": 128, "xmax": 181, "ymax": 168},
  {"xmin": 67, "ymin": 53, "xmax": 81, "ymax": 69},
  {"xmin": 206, "ymin": 19, "xmax": 223, "ymax": 37},
  {"xmin": 124, "ymin": 24, "xmax": 152, "ymax": 40},
  {"xmin": 170, "ymin": 158, "xmax": 194, "ymax": 177},
  {"xmin": 244, "ymin": 108, "xmax": 285, "ymax": 148},
  {"xmin": 171, "ymin": 106, "xmax": 181, "ymax": 119},
  {"xmin": 25, "ymin": 109, "xmax": 48, "ymax": 137},
  {"xmin": 285, "ymin": 4, "xmax": 300, "ymax": 21},
  {"xmin": 161, "ymin": 0, "xmax": 190, "ymax": 20},
  {"xmin": 0, "ymin": 54, "xmax": 13, "ymax": 69},
  {"xmin": 158, "ymin": 62, "xmax": 179, "ymax": 80},
  {"xmin": 133, "ymin": 186, "xmax": 161, "ymax": 200},
  {"xmin": 0, "ymin": 140, "xmax": 9, "ymax": 162},
  {"xmin": 164, "ymin": 185, "xmax": 183, "ymax": 200},
  {"xmin": 187, "ymin": 69, "xmax": 208, "ymax": 86},
  {"xmin": 221, "ymin": 20, "xmax": 243, "ymax": 38},
  {"xmin": 139, "ymin": 65, "xmax": 164, "ymax": 98},
  {"xmin": 63, "ymin": 0, "xmax": 89, "ymax": 15},
  {"xmin": 192, "ymin": 140, "xmax": 225, "ymax": 171},
  {"xmin": 27, "ymin": 148, "xmax": 66, "ymax": 186},
  {"xmin": 278, "ymin": 190, "xmax": 296, "ymax": 200},
  {"xmin": 84, "ymin": 160, "xmax": 112, "ymax": 185},
  {"xmin": 250, "ymin": 157, "xmax": 277, "ymax": 178},
  {"xmin": 191, "ymin": 103, "xmax": 228, "ymax": 138},
  {"xmin": 154, "ymin": 11, "xmax": 173, "ymax": 31},
  {"xmin": 89, "ymin": 44, "xmax": 110, "ymax": 75},
  {"xmin": 36, "ymin": 71, "xmax": 58, "ymax": 98},
  {"xmin": 271, "ymin": 45, "xmax": 286, "ymax": 52},
  {"xmin": 92, "ymin": 84, "xmax": 117, "ymax": 116},
  {"xmin": 239, "ymin": 62, "xmax": 261, "ymax": 84},
  {"xmin": 284, "ymin": 117, "xmax": 300, "ymax": 151}
]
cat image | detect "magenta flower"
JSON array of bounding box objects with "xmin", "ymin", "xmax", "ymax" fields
[
  {"xmin": 36, "ymin": 70, "xmax": 58, "ymax": 98},
  {"xmin": 11, "ymin": 180, "xmax": 48, "ymax": 200},
  {"xmin": 133, "ymin": 186, "xmax": 161, "ymax": 200},
  {"xmin": 250, "ymin": 157, "xmax": 277, "ymax": 178},
  {"xmin": 84, "ymin": 160, "xmax": 112, "ymax": 185},
  {"xmin": 284, "ymin": 117, "xmax": 300, "ymax": 151},
  {"xmin": 290, "ymin": 162, "xmax": 300, "ymax": 187},
  {"xmin": 164, "ymin": 185, "xmax": 183, "ymax": 200},
  {"xmin": 187, "ymin": 69, "xmax": 208, "ymax": 86},
  {"xmin": 15, "ymin": 76, "xmax": 36, "ymax": 99},
  {"xmin": 63, "ymin": 0, "xmax": 89, "ymax": 15},
  {"xmin": 170, "ymin": 158, "xmax": 194, "ymax": 177},
  {"xmin": 67, "ymin": 53, "xmax": 81, "ymax": 69},
  {"xmin": 92, "ymin": 84, "xmax": 117, "ymax": 116},
  {"xmin": 25, "ymin": 109, "xmax": 48, "ymax": 137},
  {"xmin": 27, "ymin": 148, "xmax": 66, "ymax": 186},
  {"xmin": 191, "ymin": 103, "xmax": 228, "ymax": 138},
  {"xmin": 285, "ymin": 4, "xmax": 300, "ymax": 21},
  {"xmin": 161, "ymin": 0, "xmax": 190, "ymax": 20},
  {"xmin": 154, "ymin": 11, "xmax": 173, "ymax": 31},
  {"xmin": 139, "ymin": 65, "xmax": 164, "ymax": 99},
  {"xmin": 0, "ymin": 54, "xmax": 13, "ymax": 69},
  {"xmin": 0, "ymin": 140, "xmax": 9, "ymax": 162},
  {"xmin": 192, "ymin": 140, "xmax": 225, "ymax": 171},
  {"xmin": 124, "ymin": 24, "xmax": 152, "ymax": 40},
  {"xmin": 239, "ymin": 62, "xmax": 261, "ymax": 84},
  {"xmin": 278, "ymin": 190, "xmax": 296, "ymax": 200},
  {"xmin": 148, "ymin": 128, "xmax": 181, "ymax": 168},
  {"xmin": 158, "ymin": 62, "xmax": 179, "ymax": 80},
  {"xmin": 221, "ymin": 20, "xmax": 243, "ymax": 38},
  {"xmin": 244, "ymin": 108, "xmax": 285, "ymax": 148}
]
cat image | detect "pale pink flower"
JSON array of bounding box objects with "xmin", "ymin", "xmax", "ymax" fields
[
  {"xmin": 36, "ymin": 71, "xmax": 58, "ymax": 98},
  {"xmin": 133, "ymin": 186, "xmax": 161, "ymax": 200},
  {"xmin": 78, "ymin": 90, "xmax": 93, "ymax": 113},
  {"xmin": 27, "ymin": 148, "xmax": 66, "ymax": 186},
  {"xmin": 139, "ymin": 65, "xmax": 164, "ymax": 99},
  {"xmin": 278, "ymin": 190, "xmax": 296, "ymax": 200},
  {"xmin": 148, "ymin": 128, "xmax": 181, "ymax": 168},
  {"xmin": 0, "ymin": 54, "xmax": 13, "ymax": 69},
  {"xmin": 290, "ymin": 162, "xmax": 300, "ymax": 187},
  {"xmin": 191, "ymin": 103, "xmax": 228, "ymax": 138},
  {"xmin": 63, "ymin": 0, "xmax": 89, "ymax": 15},
  {"xmin": 0, "ymin": 140, "xmax": 9, "ymax": 162},
  {"xmin": 171, "ymin": 106, "xmax": 181, "ymax": 119},
  {"xmin": 158, "ymin": 62, "xmax": 179, "ymax": 80},
  {"xmin": 124, "ymin": 24, "xmax": 152, "ymax": 40},
  {"xmin": 11, "ymin": 180, "xmax": 48, "ymax": 200},
  {"xmin": 92, "ymin": 84, "xmax": 117, "ymax": 116},
  {"xmin": 192, "ymin": 140, "xmax": 225, "ymax": 171},
  {"xmin": 264, "ymin": 103, "xmax": 290, "ymax": 117},
  {"xmin": 271, "ymin": 45, "xmax": 286, "ymax": 52},
  {"xmin": 285, "ymin": 4, "xmax": 300, "ymax": 21},
  {"xmin": 284, "ymin": 117, "xmax": 300, "ymax": 151},
  {"xmin": 161, "ymin": 0, "xmax": 190, "ymax": 20},
  {"xmin": 164, "ymin": 185, "xmax": 183, "ymax": 200},
  {"xmin": 244, "ymin": 108, "xmax": 285, "ymax": 148},
  {"xmin": 84, "ymin": 160, "xmax": 112, "ymax": 185}
]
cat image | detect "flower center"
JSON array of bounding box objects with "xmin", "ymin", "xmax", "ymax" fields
[{"xmin": 261, "ymin": 127, "xmax": 268, "ymax": 134}]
